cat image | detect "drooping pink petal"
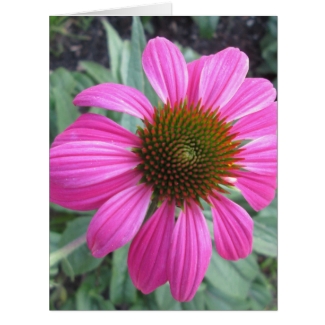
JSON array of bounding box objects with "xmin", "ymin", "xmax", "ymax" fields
[
  {"xmin": 142, "ymin": 37, "xmax": 188, "ymax": 107},
  {"xmin": 236, "ymin": 135, "xmax": 277, "ymax": 176},
  {"xmin": 87, "ymin": 184, "xmax": 152, "ymax": 258},
  {"xmin": 167, "ymin": 201, "xmax": 212, "ymax": 302},
  {"xmin": 50, "ymin": 141, "xmax": 141, "ymax": 188},
  {"xmin": 209, "ymin": 192, "xmax": 253, "ymax": 260},
  {"xmin": 186, "ymin": 55, "xmax": 209, "ymax": 105},
  {"xmin": 73, "ymin": 83, "xmax": 154, "ymax": 122},
  {"xmin": 128, "ymin": 200, "xmax": 175, "ymax": 294},
  {"xmin": 50, "ymin": 169, "xmax": 142, "ymax": 211},
  {"xmin": 52, "ymin": 113, "xmax": 141, "ymax": 148},
  {"xmin": 234, "ymin": 170, "xmax": 277, "ymax": 211},
  {"xmin": 220, "ymin": 78, "xmax": 276, "ymax": 122},
  {"xmin": 232, "ymin": 102, "xmax": 277, "ymax": 141},
  {"xmin": 198, "ymin": 48, "xmax": 249, "ymax": 111}
]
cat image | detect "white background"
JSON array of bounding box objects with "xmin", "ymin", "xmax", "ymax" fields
[{"xmin": 1, "ymin": 0, "xmax": 324, "ymax": 323}]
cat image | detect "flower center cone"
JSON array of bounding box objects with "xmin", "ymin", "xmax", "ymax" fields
[{"xmin": 134, "ymin": 100, "xmax": 244, "ymax": 209}]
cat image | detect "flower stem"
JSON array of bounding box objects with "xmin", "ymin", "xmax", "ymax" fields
[{"xmin": 50, "ymin": 233, "xmax": 87, "ymax": 267}]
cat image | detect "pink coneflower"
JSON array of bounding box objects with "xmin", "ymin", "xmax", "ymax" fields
[{"xmin": 50, "ymin": 37, "xmax": 277, "ymax": 302}]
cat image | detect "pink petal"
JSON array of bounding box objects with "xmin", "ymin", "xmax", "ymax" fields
[
  {"xmin": 186, "ymin": 55, "xmax": 209, "ymax": 105},
  {"xmin": 209, "ymin": 193, "xmax": 253, "ymax": 260},
  {"xmin": 52, "ymin": 113, "xmax": 141, "ymax": 148},
  {"xmin": 87, "ymin": 184, "xmax": 152, "ymax": 258},
  {"xmin": 167, "ymin": 201, "xmax": 212, "ymax": 302},
  {"xmin": 142, "ymin": 37, "xmax": 188, "ymax": 107},
  {"xmin": 198, "ymin": 48, "xmax": 248, "ymax": 111},
  {"xmin": 73, "ymin": 83, "xmax": 154, "ymax": 122},
  {"xmin": 234, "ymin": 170, "xmax": 277, "ymax": 211},
  {"xmin": 50, "ymin": 169, "xmax": 142, "ymax": 211},
  {"xmin": 236, "ymin": 135, "xmax": 277, "ymax": 176},
  {"xmin": 50, "ymin": 141, "xmax": 141, "ymax": 188},
  {"xmin": 128, "ymin": 200, "xmax": 175, "ymax": 294},
  {"xmin": 220, "ymin": 78, "xmax": 276, "ymax": 122},
  {"xmin": 232, "ymin": 102, "xmax": 277, "ymax": 141}
]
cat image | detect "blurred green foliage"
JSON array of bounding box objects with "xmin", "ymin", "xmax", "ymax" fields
[
  {"xmin": 50, "ymin": 16, "xmax": 69, "ymax": 41},
  {"xmin": 50, "ymin": 16, "xmax": 93, "ymax": 56},
  {"xmin": 257, "ymin": 16, "xmax": 277, "ymax": 88},
  {"xmin": 192, "ymin": 16, "xmax": 220, "ymax": 39},
  {"xmin": 50, "ymin": 16, "xmax": 277, "ymax": 310}
]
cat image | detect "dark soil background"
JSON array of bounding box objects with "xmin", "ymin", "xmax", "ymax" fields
[{"xmin": 50, "ymin": 16, "xmax": 274, "ymax": 81}]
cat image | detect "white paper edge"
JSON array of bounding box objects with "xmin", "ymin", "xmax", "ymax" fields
[{"xmin": 63, "ymin": 3, "xmax": 172, "ymax": 16}]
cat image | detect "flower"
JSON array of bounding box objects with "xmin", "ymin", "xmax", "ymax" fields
[{"xmin": 50, "ymin": 37, "xmax": 277, "ymax": 302}]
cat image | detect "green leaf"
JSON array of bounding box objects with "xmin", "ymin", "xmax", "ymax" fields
[
  {"xmin": 49, "ymin": 93, "xmax": 58, "ymax": 143},
  {"xmin": 88, "ymin": 106, "xmax": 107, "ymax": 116},
  {"xmin": 88, "ymin": 106, "xmax": 123, "ymax": 122},
  {"xmin": 233, "ymin": 253, "xmax": 260, "ymax": 280},
  {"xmin": 72, "ymin": 62, "xmax": 122, "ymax": 121},
  {"xmin": 192, "ymin": 16, "xmax": 219, "ymax": 39},
  {"xmin": 50, "ymin": 232, "xmax": 61, "ymax": 253},
  {"xmin": 154, "ymin": 283, "xmax": 182, "ymax": 310},
  {"xmin": 50, "ymin": 67, "xmax": 76, "ymax": 94},
  {"xmin": 110, "ymin": 243, "xmax": 137, "ymax": 305},
  {"xmin": 120, "ymin": 113, "xmax": 143, "ymax": 133},
  {"xmin": 143, "ymin": 292, "xmax": 159, "ymax": 310},
  {"xmin": 71, "ymin": 71, "xmax": 95, "ymax": 93},
  {"xmin": 127, "ymin": 17, "xmax": 159, "ymax": 106},
  {"xmin": 267, "ymin": 16, "xmax": 277, "ymax": 38},
  {"xmin": 181, "ymin": 284, "xmax": 206, "ymax": 310},
  {"xmin": 107, "ymin": 111, "xmax": 123, "ymax": 123},
  {"xmin": 96, "ymin": 297, "xmax": 115, "ymax": 310},
  {"xmin": 129, "ymin": 302, "xmax": 149, "ymax": 310},
  {"xmin": 204, "ymin": 285, "xmax": 250, "ymax": 310},
  {"xmin": 205, "ymin": 250, "xmax": 259, "ymax": 299},
  {"xmin": 174, "ymin": 42, "xmax": 201, "ymax": 63},
  {"xmin": 49, "ymin": 208, "xmax": 78, "ymax": 233},
  {"xmin": 248, "ymin": 282, "xmax": 273, "ymax": 310},
  {"xmin": 75, "ymin": 279, "xmax": 99, "ymax": 310},
  {"xmin": 50, "ymin": 232, "xmax": 62, "ymax": 277},
  {"xmin": 50, "ymin": 16, "xmax": 68, "ymax": 27},
  {"xmin": 75, "ymin": 17, "xmax": 94, "ymax": 32},
  {"xmin": 203, "ymin": 217, "xmax": 214, "ymax": 240},
  {"xmin": 252, "ymin": 197, "xmax": 277, "ymax": 257},
  {"xmin": 257, "ymin": 195, "xmax": 277, "ymax": 218},
  {"xmin": 50, "ymin": 202, "xmax": 93, "ymax": 215},
  {"xmin": 59, "ymin": 217, "xmax": 104, "ymax": 277},
  {"xmin": 50, "ymin": 265, "xmax": 59, "ymax": 277},
  {"xmin": 126, "ymin": 17, "xmax": 146, "ymax": 90},
  {"xmin": 180, "ymin": 47, "xmax": 201, "ymax": 63},
  {"xmin": 257, "ymin": 16, "xmax": 277, "ymax": 76},
  {"xmin": 52, "ymin": 87, "xmax": 80, "ymax": 133},
  {"xmin": 76, "ymin": 266, "xmax": 112, "ymax": 310},
  {"xmin": 120, "ymin": 40, "xmax": 131, "ymax": 85},
  {"xmin": 60, "ymin": 297, "xmax": 76, "ymax": 310},
  {"xmin": 224, "ymin": 187, "xmax": 258, "ymax": 218},
  {"xmin": 101, "ymin": 19, "xmax": 123, "ymax": 82},
  {"xmin": 261, "ymin": 42, "xmax": 277, "ymax": 74},
  {"xmin": 253, "ymin": 216, "xmax": 277, "ymax": 257},
  {"xmin": 77, "ymin": 295, "xmax": 100, "ymax": 311},
  {"xmin": 129, "ymin": 296, "xmax": 150, "ymax": 310},
  {"xmin": 79, "ymin": 61, "xmax": 114, "ymax": 84},
  {"xmin": 50, "ymin": 285, "xmax": 68, "ymax": 309}
]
